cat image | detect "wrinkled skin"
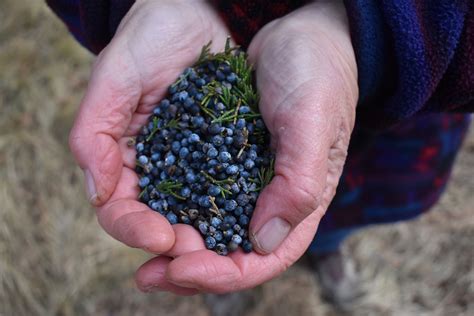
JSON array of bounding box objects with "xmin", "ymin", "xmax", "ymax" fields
[{"xmin": 69, "ymin": 0, "xmax": 358, "ymax": 294}]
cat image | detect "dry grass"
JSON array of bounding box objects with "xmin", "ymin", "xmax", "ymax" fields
[{"xmin": 0, "ymin": 0, "xmax": 472, "ymax": 315}]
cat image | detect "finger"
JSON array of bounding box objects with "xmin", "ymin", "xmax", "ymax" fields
[
  {"xmin": 248, "ymin": 81, "xmax": 334, "ymax": 254},
  {"xmin": 166, "ymin": 249, "xmax": 242, "ymax": 293},
  {"xmin": 97, "ymin": 168, "xmax": 175, "ymax": 253},
  {"xmin": 164, "ymin": 224, "xmax": 205, "ymax": 258},
  {"xmin": 248, "ymin": 113, "xmax": 331, "ymax": 255},
  {"xmin": 165, "ymin": 210, "xmax": 322, "ymax": 293},
  {"xmin": 246, "ymin": 19, "xmax": 354, "ymax": 254},
  {"xmin": 98, "ymin": 199, "xmax": 175, "ymax": 254},
  {"xmin": 69, "ymin": 47, "xmax": 142, "ymax": 206},
  {"xmin": 135, "ymin": 256, "xmax": 199, "ymax": 295}
]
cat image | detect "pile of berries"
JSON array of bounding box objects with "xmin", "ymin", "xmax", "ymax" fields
[{"xmin": 134, "ymin": 42, "xmax": 274, "ymax": 255}]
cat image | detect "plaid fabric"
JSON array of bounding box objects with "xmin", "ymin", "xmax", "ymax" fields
[
  {"xmin": 321, "ymin": 113, "xmax": 471, "ymax": 232},
  {"xmin": 46, "ymin": 0, "xmax": 473, "ymax": 239},
  {"xmin": 210, "ymin": 0, "xmax": 309, "ymax": 48}
]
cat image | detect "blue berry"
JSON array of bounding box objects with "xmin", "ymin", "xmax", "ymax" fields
[
  {"xmin": 178, "ymin": 91, "xmax": 188, "ymax": 102},
  {"xmin": 227, "ymin": 73, "xmax": 238, "ymax": 83},
  {"xmin": 224, "ymin": 136, "xmax": 233, "ymax": 145},
  {"xmin": 178, "ymin": 78, "xmax": 189, "ymax": 90},
  {"xmin": 216, "ymin": 243, "xmax": 228, "ymax": 256},
  {"xmin": 183, "ymin": 101, "xmax": 195, "ymax": 112},
  {"xmin": 208, "ymin": 123, "xmax": 222, "ymax": 134},
  {"xmin": 198, "ymin": 222, "xmax": 209, "ymax": 235},
  {"xmin": 210, "ymin": 217, "xmax": 222, "ymax": 228},
  {"xmin": 138, "ymin": 155, "xmax": 148, "ymax": 165},
  {"xmin": 218, "ymin": 151, "xmax": 231, "ymax": 163},
  {"xmin": 151, "ymin": 153, "xmax": 160, "ymax": 162},
  {"xmin": 248, "ymin": 150, "xmax": 258, "ymax": 160},
  {"xmin": 212, "ymin": 135, "xmax": 224, "ymax": 147},
  {"xmin": 178, "ymin": 147, "xmax": 190, "ymax": 159},
  {"xmin": 226, "ymin": 165, "xmax": 239, "ymax": 175},
  {"xmin": 139, "ymin": 176, "xmax": 150, "ymax": 188},
  {"xmin": 244, "ymin": 159, "xmax": 255, "ymax": 170},
  {"xmin": 242, "ymin": 240, "xmax": 253, "ymax": 253},
  {"xmin": 205, "ymin": 236, "xmax": 217, "ymax": 249},
  {"xmin": 180, "ymin": 187, "xmax": 191, "ymax": 198},
  {"xmin": 236, "ymin": 194, "xmax": 249, "ymax": 206},
  {"xmin": 207, "ymin": 147, "xmax": 219, "ymax": 159},
  {"xmin": 255, "ymin": 119, "xmax": 265, "ymax": 129},
  {"xmin": 223, "ymin": 229, "xmax": 234, "ymax": 239},
  {"xmin": 227, "ymin": 241, "xmax": 239, "ymax": 252},
  {"xmin": 208, "ymin": 159, "xmax": 219, "ymax": 167},
  {"xmin": 181, "ymin": 215, "xmax": 192, "ymax": 224},
  {"xmin": 195, "ymin": 78, "xmax": 206, "ymax": 87},
  {"xmin": 234, "ymin": 206, "xmax": 244, "ymax": 216},
  {"xmin": 168, "ymin": 85, "xmax": 178, "ymax": 94},
  {"xmin": 165, "ymin": 154, "xmax": 176, "ymax": 166},
  {"xmin": 171, "ymin": 141, "xmax": 181, "ymax": 153},
  {"xmin": 214, "ymin": 230, "xmax": 223, "ymax": 241},
  {"xmin": 231, "ymin": 234, "xmax": 243, "ymax": 245},
  {"xmin": 238, "ymin": 106, "xmax": 251, "ymax": 114},
  {"xmin": 224, "ymin": 200, "xmax": 237, "ymax": 211},
  {"xmin": 239, "ymin": 215, "xmax": 249, "ymax": 226},
  {"xmin": 215, "ymin": 102, "xmax": 226, "ymax": 111},
  {"xmin": 195, "ymin": 92, "xmax": 204, "ymax": 101},
  {"xmin": 224, "ymin": 215, "xmax": 237, "ymax": 226},
  {"xmin": 216, "ymin": 70, "xmax": 226, "ymax": 81},
  {"xmin": 166, "ymin": 212, "xmax": 178, "ymax": 225},
  {"xmin": 233, "ymin": 224, "xmax": 242, "ymax": 232},
  {"xmin": 136, "ymin": 142, "xmax": 145, "ymax": 152},
  {"xmin": 221, "ymin": 63, "xmax": 231, "ymax": 74},
  {"xmin": 192, "ymin": 151, "xmax": 204, "ymax": 161},
  {"xmin": 230, "ymin": 183, "xmax": 240, "ymax": 194},
  {"xmin": 191, "ymin": 116, "xmax": 204, "ymax": 127},
  {"xmin": 235, "ymin": 119, "xmax": 246, "ymax": 129},
  {"xmin": 185, "ymin": 172, "xmax": 197, "ymax": 184},
  {"xmin": 199, "ymin": 196, "xmax": 212, "ymax": 208},
  {"xmin": 207, "ymin": 185, "xmax": 221, "ymax": 197},
  {"xmin": 188, "ymin": 133, "xmax": 200, "ymax": 143}
]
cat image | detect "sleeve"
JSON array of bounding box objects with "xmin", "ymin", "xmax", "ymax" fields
[
  {"xmin": 45, "ymin": 0, "xmax": 135, "ymax": 54},
  {"xmin": 344, "ymin": 0, "xmax": 474, "ymax": 129}
]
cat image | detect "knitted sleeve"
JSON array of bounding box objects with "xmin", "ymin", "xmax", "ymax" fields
[{"xmin": 47, "ymin": 0, "xmax": 474, "ymax": 128}]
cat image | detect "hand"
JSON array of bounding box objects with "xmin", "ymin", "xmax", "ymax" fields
[
  {"xmin": 134, "ymin": 1, "xmax": 358, "ymax": 293},
  {"xmin": 69, "ymin": 0, "xmax": 232, "ymax": 295}
]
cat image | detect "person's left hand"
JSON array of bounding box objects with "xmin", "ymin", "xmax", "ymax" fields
[{"xmin": 135, "ymin": 1, "xmax": 359, "ymax": 294}]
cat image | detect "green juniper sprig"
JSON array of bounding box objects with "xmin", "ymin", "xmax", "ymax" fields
[
  {"xmin": 197, "ymin": 38, "xmax": 260, "ymax": 122},
  {"xmin": 155, "ymin": 180, "xmax": 186, "ymax": 200}
]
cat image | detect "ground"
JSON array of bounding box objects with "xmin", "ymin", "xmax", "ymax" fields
[{"xmin": 0, "ymin": 1, "xmax": 472, "ymax": 315}]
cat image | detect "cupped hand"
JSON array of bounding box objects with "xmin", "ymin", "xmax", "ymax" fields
[
  {"xmin": 68, "ymin": 0, "xmax": 232, "ymax": 294},
  {"xmin": 134, "ymin": 1, "xmax": 359, "ymax": 294}
]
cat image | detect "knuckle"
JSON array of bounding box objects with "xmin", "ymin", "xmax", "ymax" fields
[
  {"xmin": 283, "ymin": 173, "xmax": 322, "ymax": 221},
  {"xmin": 112, "ymin": 211, "xmax": 148, "ymax": 247}
]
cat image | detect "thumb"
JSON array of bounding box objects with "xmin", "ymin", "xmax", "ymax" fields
[
  {"xmin": 69, "ymin": 48, "xmax": 141, "ymax": 206},
  {"xmin": 249, "ymin": 96, "xmax": 343, "ymax": 255}
]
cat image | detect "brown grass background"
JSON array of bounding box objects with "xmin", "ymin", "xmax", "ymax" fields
[{"xmin": 0, "ymin": 1, "xmax": 473, "ymax": 315}]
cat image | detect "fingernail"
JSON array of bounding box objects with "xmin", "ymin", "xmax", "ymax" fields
[
  {"xmin": 83, "ymin": 169, "xmax": 99, "ymax": 205},
  {"xmin": 252, "ymin": 217, "xmax": 291, "ymax": 254}
]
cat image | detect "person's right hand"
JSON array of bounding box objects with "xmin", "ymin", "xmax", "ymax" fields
[{"xmin": 68, "ymin": 0, "xmax": 232, "ymax": 294}]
